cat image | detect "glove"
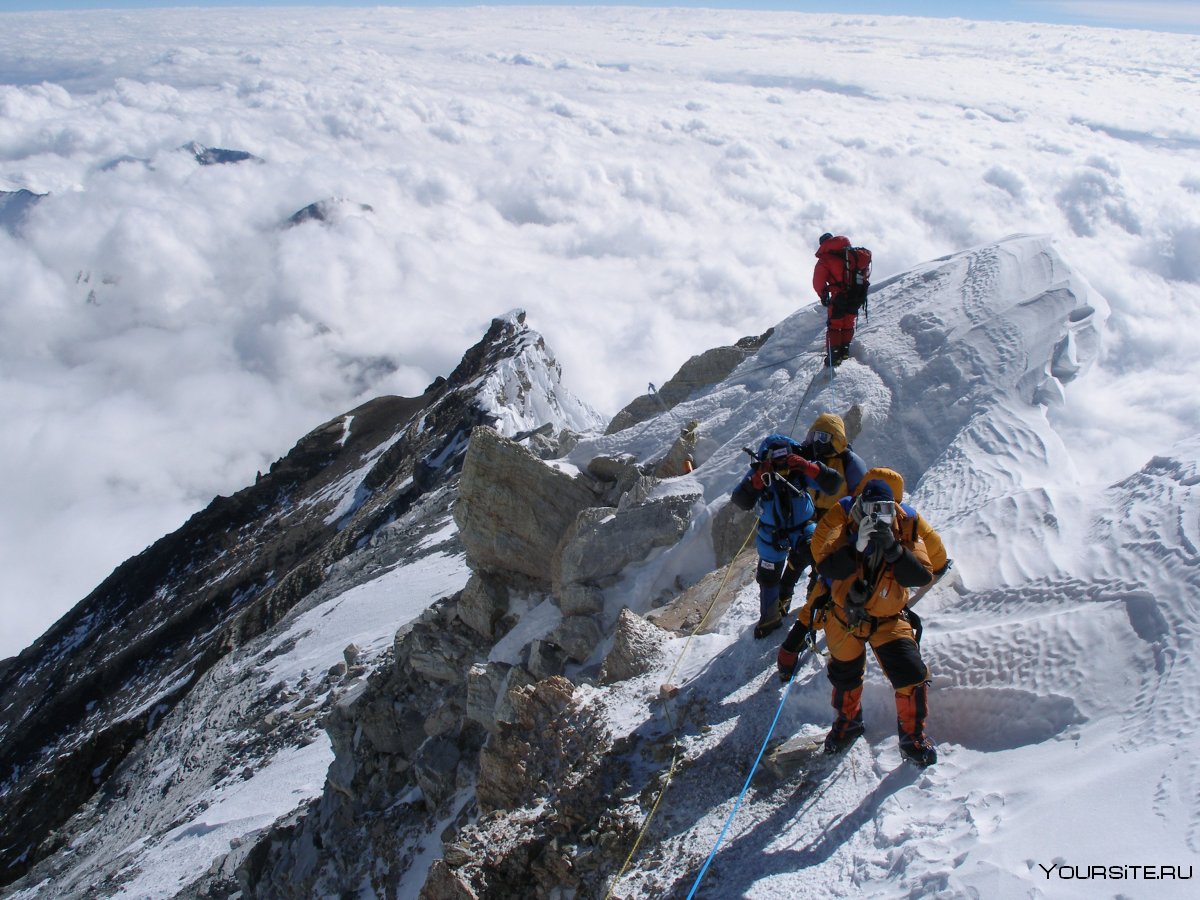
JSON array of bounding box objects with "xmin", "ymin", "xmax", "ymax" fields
[
  {"xmin": 855, "ymin": 522, "xmax": 873, "ymax": 553},
  {"xmin": 750, "ymin": 462, "xmax": 773, "ymax": 491},
  {"xmin": 844, "ymin": 579, "xmax": 870, "ymax": 628},
  {"xmin": 872, "ymin": 521, "xmax": 903, "ymax": 562},
  {"xmin": 777, "ymin": 647, "xmax": 799, "ymax": 683},
  {"xmin": 820, "ymin": 291, "xmax": 830, "ymax": 307},
  {"xmin": 784, "ymin": 454, "xmax": 820, "ymax": 479}
]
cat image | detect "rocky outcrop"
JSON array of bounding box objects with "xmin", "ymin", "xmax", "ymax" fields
[
  {"xmin": 0, "ymin": 188, "xmax": 45, "ymax": 236},
  {"xmin": 0, "ymin": 313, "xmax": 591, "ymax": 888},
  {"xmin": 599, "ymin": 608, "xmax": 670, "ymax": 684},
  {"xmin": 605, "ymin": 329, "xmax": 773, "ymax": 434},
  {"xmin": 454, "ymin": 426, "xmax": 600, "ymax": 586}
]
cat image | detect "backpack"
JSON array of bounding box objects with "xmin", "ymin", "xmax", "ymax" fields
[{"xmin": 832, "ymin": 246, "xmax": 872, "ymax": 317}]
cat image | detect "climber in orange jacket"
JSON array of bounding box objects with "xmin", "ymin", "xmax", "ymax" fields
[{"xmin": 778, "ymin": 467, "xmax": 948, "ymax": 767}]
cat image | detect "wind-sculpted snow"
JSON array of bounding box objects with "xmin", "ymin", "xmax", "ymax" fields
[{"xmin": 553, "ymin": 234, "xmax": 1198, "ymax": 898}]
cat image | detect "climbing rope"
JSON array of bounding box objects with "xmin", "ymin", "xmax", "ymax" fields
[
  {"xmin": 602, "ymin": 515, "xmax": 759, "ymax": 900},
  {"xmin": 685, "ymin": 673, "xmax": 797, "ymax": 899}
]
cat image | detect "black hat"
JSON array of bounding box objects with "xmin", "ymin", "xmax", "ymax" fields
[
  {"xmin": 819, "ymin": 232, "xmax": 833, "ymax": 245},
  {"xmin": 859, "ymin": 479, "xmax": 894, "ymax": 503}
]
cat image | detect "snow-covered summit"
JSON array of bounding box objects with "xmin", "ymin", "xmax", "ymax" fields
[
  {"xmin": 0, "ymin": 310, "xmax": 599, "ymax": 894},
  {"xmin": 5, "ymin": 235, "xmax": 1197, "ymax": 900}
]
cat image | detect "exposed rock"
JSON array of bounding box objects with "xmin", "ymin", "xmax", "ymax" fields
[
  {"xmin": 711, "ymin": 497, "xmax": 758, "ymax": 568},
  {"xmin": 654, "ymin": 420, "xmax": 700, "ymax": 478},
  {"xmin": 455, "ymin": 575, "xmax": 509, "ymax": 640},
  {"xmin": 527, "ymin": 640, "xmax": 566, "ymax": 679},
  {"xmin": 343, "ymin": 643, "xmax": 362, "ymax": 667},
  {"xmin": 413, "ymin": 735, "xmax": 462, "ymax": 808},
  {"xmin": 599, "ymin": 608, "xmax": 670, "ymax": 684},
  {"xmin": 465, "ymin": 662, "xmax": 511, "ymax": 734},
  {"xmin": 182, "ymin": 140, "xmax": 263, "ymax": 165},
  {"xmin": 646, "ymin": 548, "xmax": 758, "ymax": 636},
  {"xmin": 547, "ymin": 615, "xmax": 603, "ymax": 664},
  {"xmin": 585, "ymin": 454, "xmax": 647, "ymax": 504},
  {"xmin": 556, "ymin": 490, "xmax": 699, "ymax": 589},
  {"xmin": 419, "ymin": 860, "xmax": 479, "ymax": 900},
  {"xmin": 492, "ymin": 666, "xmax": 538, "ymax": 728},
  {"xmin": 558, "ymin": 582, "xmax": 605, "ymax": 617},
  {"xmin": 0, "ymin": 188, "xmax": 46, "ymax": 236},
  {"xmin": 476, "ymin": 676, "xmax": 576, "ymax": 812},
  {"xmin": 605, "ymin": 329, "xmax": 773, "ymax": 434},
  {"xmin": 455, "ymin": 427, "xmax": 599, "ymax": 586},
  {"xmin": 285, "ymin": 198, "xmax": 374, "ymax": 228}
]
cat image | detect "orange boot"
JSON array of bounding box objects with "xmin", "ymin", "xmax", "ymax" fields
[
  {"xmin": 896, "ymin": 682, "xmax": 937, "ymax": 767},
  {"xmin": 824, "ymin": 685, "xmax": 865, "ymax": 754}
]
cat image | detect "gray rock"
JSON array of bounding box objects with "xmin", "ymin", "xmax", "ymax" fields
[
  {"xmin": 654, "ymin": 420, "xmax": 700, "ymax": 478},
  {"xmin": 413, "ymin": 735, "xmax": 462, "ymax": 809},
  {"xmin": 455, "ymin": 426, "xmax": 599, "ymax": 586},
  {"xmin": 419, "ymin": 860, "xmax": 479, "ymax": 899},
  {"xmin": 605, "ymin": 331, "xmax": 771, "ymax": 434},
  {"xmin": 548, "ymin": 616, "xmax": 603, "ymax": 664},
  {"xmin": 559, "ymin": 582, "xmax": 605, "ymax": 617},
  {"xmin": 456, "ymin": 574, "xmax": 509, "ymax": 639},
  {"xmin": 465, "ymin": 662, "xmax": 511, "ymax": 733},
  {"xmin": 711, "ymin": 498, "xmax": 758, "ymax": 568},
  {"xmin": 493, "ymin": 665, "xmax": 538, "ymax": 728},
  {"xmin": 599, "ymin": 608, "xmax": 670, "ymax": 684},
  {"xmin": 528, "ymin": 640, "xmax": 567, "ymax": 678},
  {"xmin": 557, "ymin": 491, "xmax": 699, "ymax": 588}
]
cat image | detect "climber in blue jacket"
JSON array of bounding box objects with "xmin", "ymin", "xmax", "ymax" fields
[{"xmin": 731, "ymin": 433, "xmax": 843, "ymax": 638}]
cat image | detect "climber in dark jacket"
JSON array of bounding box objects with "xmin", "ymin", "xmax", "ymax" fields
[{"xmin": 731, "ymin": 433, "xmax": 843, "ymax": 639}]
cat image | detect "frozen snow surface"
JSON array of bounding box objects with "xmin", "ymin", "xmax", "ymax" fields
[{"xmin": 565, "ymin": 234, "xmax": 1199, "ymax": 899}]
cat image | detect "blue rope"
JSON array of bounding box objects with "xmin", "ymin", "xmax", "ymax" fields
[{"xmin": 685, "ymin": 674, "xmax": 797, "ymax": 899}]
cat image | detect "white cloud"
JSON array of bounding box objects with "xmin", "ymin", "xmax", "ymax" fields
[
  {"xmin": 1039, "ymin": 1, "xmax": 1200, "ymax": 28},
  {"xmin": 2, "ymin": 7, "xmax": 1199, "ymax": 656}
]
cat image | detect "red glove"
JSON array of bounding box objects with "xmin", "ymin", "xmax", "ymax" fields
[
  {"xmin": 750, "ymin": 462, "xmax": 773, "ymax": 491},
  {"xmin": 785, "ymin": 454, "xmax": 820, "ymax": 479}
]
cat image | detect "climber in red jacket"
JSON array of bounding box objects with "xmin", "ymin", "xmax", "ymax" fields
[{"xmin": 814, "ymin": 233, "xmax": 863, "ymax": 366}]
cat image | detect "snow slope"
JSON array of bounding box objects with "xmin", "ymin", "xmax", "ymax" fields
[
  {"xmin": 562, "ymin": 233, "xmax": 1197, "ymax": 898},
  {"xmin": 9, "ymin": 234, "xmax": 1196, "ymax": 898}
]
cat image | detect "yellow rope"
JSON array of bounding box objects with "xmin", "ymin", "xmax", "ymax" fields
[{"xmin": 602, "ymin": 515, "xmax": 759, "ymax": 900}]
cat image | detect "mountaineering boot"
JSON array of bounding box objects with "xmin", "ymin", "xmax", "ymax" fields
[
  {"xmin": 896, "ymin": 683, "xmax": 937, "ymax": 767},
  {"xmin": 777, "ymin": 592, "xmax": 793, "ymax": 619},
  {"xmin": 824, "ymin": 685, "xmax": 865, "ymax": 753},
  {"xmin": 754, "ymin": 615, "xmax": 783, "ymax": 639}
]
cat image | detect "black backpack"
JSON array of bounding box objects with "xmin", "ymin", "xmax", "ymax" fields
[{"xmin": 832, "ymin": 246, "xmax": 872, "ymax": 317}]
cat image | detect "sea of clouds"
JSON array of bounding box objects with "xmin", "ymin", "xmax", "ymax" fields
[{"xmin": 1, "ymin": 6, "xmax": 1198, "ymax": 656}]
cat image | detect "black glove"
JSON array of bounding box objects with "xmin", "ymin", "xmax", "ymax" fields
[
  {"xmin": 873, "ymin": 521, "xmax": 902, "ymax": 561},
  {"xmin": 844, "ymin": 579, "xmax": 870, "ymax": 627}
]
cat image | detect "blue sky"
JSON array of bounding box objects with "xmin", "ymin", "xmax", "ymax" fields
[{"xmin": 0, "ymin": 1, "xmax": 1198, "ymax": 35}]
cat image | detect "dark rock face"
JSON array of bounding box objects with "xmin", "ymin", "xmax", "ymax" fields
[
  {"xmin": 285, "ymin": 198, "xmax": 375, "ymax": 228},
  {"xmin": 0, "ymin": 188, "xmax": 46, "ymax": 236},
  {"xmin": 0, "ymin": 314, "xmax": 568, "ymax": 887},
  {"xmin": 181, "ymin": 141, "xmax": 264, "ymax": 166}
]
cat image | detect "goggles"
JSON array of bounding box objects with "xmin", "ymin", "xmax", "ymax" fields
[
  {"xmin": 807, "ymin": 430, "xmax": 835, "ymax": 456},
  {"xmin": 859, "ymin": 499, "xmax": 895, "ymax": 522}
]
